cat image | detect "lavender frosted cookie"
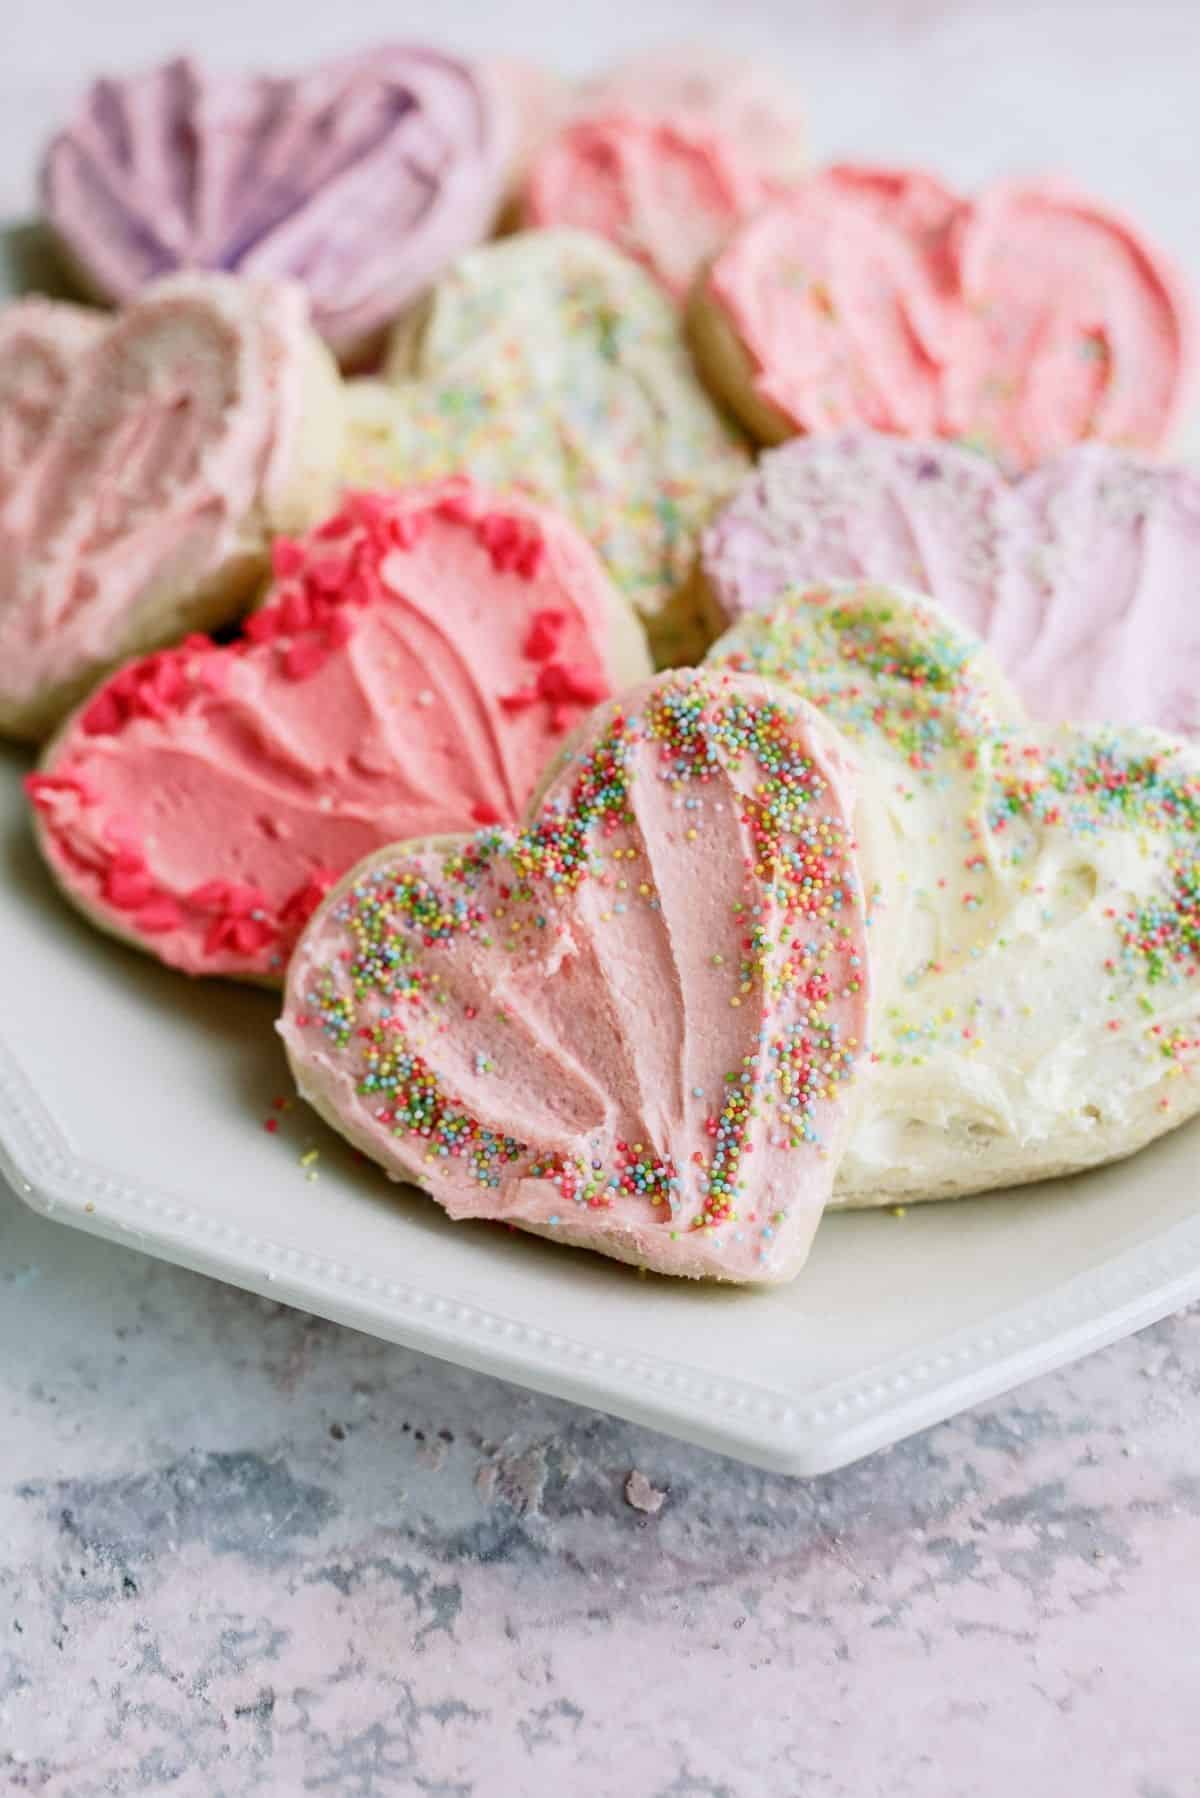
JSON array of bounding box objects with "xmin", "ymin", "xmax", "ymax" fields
[
  {"xmin": 41, "ymin": 50, "xmax": 509, "ymax": 365},
  {"xmin": 700, "ymin": 434, "xmax": 1200, "ymax": 736}
]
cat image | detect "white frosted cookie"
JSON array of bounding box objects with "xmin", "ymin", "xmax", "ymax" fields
[
  {"xmin": 707, "ymin": 584, "xmax": 1200, "ymax": 1203},
  {"xmin": 341, "ymin": 230, "xmax": 751, "ymax": 663},
  {"xmin": 0, "ymin": 275, "xmax": 343, "ymax": 740}
]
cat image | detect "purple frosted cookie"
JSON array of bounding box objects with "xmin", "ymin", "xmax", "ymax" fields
[
  {"xmin": 701, "ymin": 434, "xmax": 1200, "ymax": 736},
  {"xmin": 41, "ymin": 50, "xmax": 509, "ymax": 363}
]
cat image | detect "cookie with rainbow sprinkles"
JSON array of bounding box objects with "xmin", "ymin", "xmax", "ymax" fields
[
  {"xmin": 280, "ymin": 667, "xmax": 889, "ymax": 1283},
  {"xmin": 706, "ymin": 583, "xmax": 1200, "ymax": 1205},
  {"xmin": 340, "ymin": 230, "xmax": 752, "ymax": 665}
]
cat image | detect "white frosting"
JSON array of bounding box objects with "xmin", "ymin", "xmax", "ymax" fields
[
  {"xmin": 707, "ymin": 583, "xmax": 1200, "ymax": 1196},
  {"xmin": 341, "ymin": 230, "xmax": 750, "ymax": 630}
]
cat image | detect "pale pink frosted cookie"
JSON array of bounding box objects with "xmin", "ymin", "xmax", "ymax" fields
[
  {"xmin": 41, "ymin": 50, "xmax": 510, "ymax": 364},
  {"xmin": 700, "ymin": 434, "xmax": 1200, "ymax": 736},
  {"xmin": 579, "ymin": 44, "xmax": 807, "ymax": 179},
  {"xmin": 0, "ymin": 297, "xmax": 104, "ymax": 494},
  {"xmin": 0, "ymin": 274, "xmax": 342, "ymax": 741},
  {"xmin": 281, "ymin": 667, "xmax": 881, "ymax": 1283},
  {"xmin": 486, "ymin": 56, "xmax": 571, "ymax": 196},
  {"xmin": 28, "ymin": 481, "xmax": 651, "ymax": 982},
  {"xmin": 691, "ymin": 166, "xmax": 1196, "ymax": 470},
  {"xmin": 523, "ymin": 114, "xmax": 775, "ymax": 300}
]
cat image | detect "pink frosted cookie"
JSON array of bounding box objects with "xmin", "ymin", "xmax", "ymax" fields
[
  {"xmin": 281, "ymin": 667, "xmax": 882, "ymax": 1283},
  {"xmin": 700, "ymin": 434, "xmax": 1200, "ymax": 736},
  {"xmin": 0, "ymin": 297, "xmax": 104, "ymax": 490},
  {"xmin": 0, "ymin": 275, "xmax": 342, "ymax": 741},
  {"xmin": 41, "ymin": 50, "xmax": 509, "ymax": 365},
  {"xmin": 578, "ymin": 44, "xmax": 807, "ymax": 179},
  {"xmin": 691, "ymin": 166, "xmax": 1196, "ymax": 470},
  {"xmin": 485, "ymin": 57, "xmax": 571, "ymax": 196},
  {"xmin": 522, "ymin": 114, "xmax": 776, "ymax": 301},
  {"xmin": 28, "ymin": 482, "xmax": 651, "ymax": 982}
]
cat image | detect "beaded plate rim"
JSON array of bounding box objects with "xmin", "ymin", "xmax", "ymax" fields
[
  {"xmin": 3, "ymin": 219, "xmax": 1199, "ymax": 1474},
  {"xmin": 3, "ymin": 1027, "xmax": 1199, "ymax": 1474}
]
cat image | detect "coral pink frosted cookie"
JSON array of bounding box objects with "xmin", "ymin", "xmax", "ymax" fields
[
  {"xmin": 28, "ymin": 482, "xmax": 650, "ymax": 982},
  {"xmin": 579, "ymin": 44, "xmax": 807, "ymax": 179},
  {"xmin": 0, "ymin": 275, "xmax": 342, "ymax": 742},
  {"xmin": 281, "ymin": 668, "xmax": 883, "ymax": 1283},
  {"xmin": 691, "ymin": 167, "xmax": 1196, "ymax": 470},
  {"xmin": 522, "ymin": 115, "xmax": 776, "ymax": 300},
  {"xmin": 41, "ymin": 50, "xmax": 509, "ymax": 365},
  {"xmin": 699, "ymin": 434, "xmax": 1200, "ymax": 736}
]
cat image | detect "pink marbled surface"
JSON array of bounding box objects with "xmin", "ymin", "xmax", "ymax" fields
[
  {"xmin": 3, "ymin": 3, "xmax": 1200, "ymax": 1792},
  {"xmin": 3, "ymin": 1181, "xmax": 1200, "ymax": 1795}
]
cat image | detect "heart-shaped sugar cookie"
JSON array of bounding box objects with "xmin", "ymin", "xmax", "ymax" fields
[
  {"xmin": 341, "ymin": 230, "xmax": 751, "ymax": 663},
  {"xmin": 700, "ymin": 435, "xmax": 1200, "ymax": 738},
  {"xmin": 0, "ymin": 297, "xmax": 104, "ymax": 494},
  {"xmin": 0, "ymin": 275, "xmax": 343, "ymax": 740},
  {"xmin": 707, "ymin": 584, "xmax": 1200, "ymax": 1204},
  {"xmin": 29, "ymin": 481, "xmax": 649, "ymax": 982},
  {"xmin": 281, "ymin": 668, "xmax": 881, "ymax": 1283},
  {"xmin": 690, "ymin": 167, "xmax": 1196, "ymax": 471},
  {"xmin": 577, "ymin": 45, "xmax": 808, "ymax": 180},
  {"xmin": 522, "ymin": 116, "xmax": 777, "ymax": 301},
  {"xmin": 41, "ymin": 50, "xmax": 509, "ymax": 365}
]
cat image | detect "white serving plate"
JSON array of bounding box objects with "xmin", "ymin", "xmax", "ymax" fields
[
  {"xmin": 2, "ymin": 223, "xmax": 1198, "ymax": 1473},
  {"xmin": 3, "ymin": 743, "xmax": 1198, "ymax": 1473}
]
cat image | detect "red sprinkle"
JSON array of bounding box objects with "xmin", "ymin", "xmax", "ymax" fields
[
  {"xmin": 499, "ymin": 688, "xmax": 538, "ymax": 714},
  {"xmin": 283, "ymin": 639, "xmax": 329, "ymax": 682},
  {"xmin": 536, "ymin": 661, "xmax": 608, "ymax": 707},
  {"xmin": 271, "ymin": 537, "xmax": 306, "ymax": 579},
  {"xmin": 524, "ymin": 608, "xmax": 568, "ymax": 661}
]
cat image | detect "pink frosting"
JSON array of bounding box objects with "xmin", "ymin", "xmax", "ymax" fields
[
  {"xmin": 578, "ymin": 44, "xmax": 808, "ymax": 178},
  {"xmin": 41, "ymin": 50, "xmax": 508, "ymax": 360},
  {"xmin": 702, "ymin": 434, "xmax": 1200, "ymax": 736},
  {"xmin": 29, "ymin": 482, "xmax": 623, "ymax": 980},
  {"xmin": 0, "ymin": 298, "xmax": 105, "ymax": 502},
  {"xmin": 707, "ymin": 166, "xmax": 1196, "ymax": 470},
  {"xmin": 0, "ymin": 275, "xmax": 308, "ymax": 731},
  {"xmin": 485, "ymin": 57, "xmax": 570, "ymax": 187},
  {"xmin": 281, "ymin": 669, "xmax": 874, "ymax": 1282},
  {"xmin": 523, "ymin": 114, "xmax": 776, "ymax": 300}
]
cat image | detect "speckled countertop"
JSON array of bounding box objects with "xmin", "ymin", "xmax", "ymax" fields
[
  {"xmin": 4, "ymin": 1183, "xmax": 1200, "ymax": 1796},
  {"xmin": 4, "ymin": 1, "xmax": 1200, "ymax": 1792}
]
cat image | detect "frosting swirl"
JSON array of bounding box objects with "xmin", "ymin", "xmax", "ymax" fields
[
  {"xmin": 708, "ymin": 585, "xmax": 1200, "ymax": 1199},
  {"xmin": 0, "ymin": 274, "xmax": 334, "ymax": 739},
  {"xmin": 702, "ymin": 167, "xmax": 1195, "ymax": 469},
  {"xmin": 282, "ymin": 669, "xmax": 876, "ymax": 1282},
  {"xmin": 701, "ymin": 434, "xmax": 1200, "ymax": 737},
  {"xmin": 30, "ymin": 482, "xmax": 645, "ymax": 981},
  {"xmin": 523, "ymin": 115, "xmax": 776, "ymax": 300},
  {"xmin": 42, "ymin": 50, "xmax": 508, "ymax": 361}
]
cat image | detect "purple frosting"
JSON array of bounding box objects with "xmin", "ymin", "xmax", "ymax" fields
[
  {"xmin": 702, "ymin": 433, "xmax": 1200, "ymax": 737},
  {"xmin": 41, "ymin": 51, "xmax": 509, "ymax": 361}
]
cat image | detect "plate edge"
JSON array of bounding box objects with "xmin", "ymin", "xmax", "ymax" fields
[{"xmin": 2, "ymin": 1025, "xmax": 1199, "ymax": 1473}]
